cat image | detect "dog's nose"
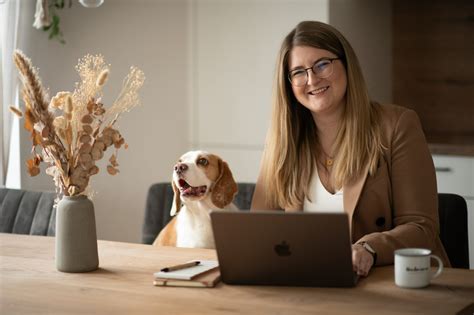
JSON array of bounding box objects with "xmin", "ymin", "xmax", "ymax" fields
[{"xmin": 174, "ymin": 163, "xmax": 188, "ymax": 174}]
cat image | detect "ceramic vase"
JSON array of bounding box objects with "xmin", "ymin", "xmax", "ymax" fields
[{"xmin": 55, "ymin": 195, "xmax": 99, "ymax": 272}]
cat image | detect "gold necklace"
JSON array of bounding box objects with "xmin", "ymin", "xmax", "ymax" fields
[
  {"xmin": 320, "ymin": 147, "xmax": 334, "ymax": 167},
  {"xmin": 325, "ymin": 157, "xmax": 334, "ymax": 167}
]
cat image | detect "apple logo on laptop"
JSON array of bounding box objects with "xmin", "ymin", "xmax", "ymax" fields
[{"xmin": 274, "ymin": 241, "xmax": 291, "ymax": 256}]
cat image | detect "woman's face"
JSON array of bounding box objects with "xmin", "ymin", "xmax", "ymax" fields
[{"xmin": 288, "ymin": 46, "xmax": 347, "ymax": 117}]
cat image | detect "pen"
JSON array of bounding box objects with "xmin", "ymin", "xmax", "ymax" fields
[{"xmin": 160, "ymin": 261, "xmax": 200, "ymax": 272}]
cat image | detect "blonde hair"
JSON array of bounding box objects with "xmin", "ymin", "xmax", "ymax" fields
[{"xmin": 262, "ymin": 21, "xmax": 383, "ymax": 209}]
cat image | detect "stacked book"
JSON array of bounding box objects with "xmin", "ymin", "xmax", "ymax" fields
[{"xmin": 153, "ymin": 260, "xmax": 221, "ymax": 288}]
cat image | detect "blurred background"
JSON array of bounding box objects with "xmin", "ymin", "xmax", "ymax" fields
[{"xmin": 1, "ymin": 0, "xmax": 473, "ymax": 262}]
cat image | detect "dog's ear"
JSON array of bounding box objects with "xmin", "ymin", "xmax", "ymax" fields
[
  {"xmin": 170, "ymin": 180, "xmax": 181, "ymax": 216},
  {"xmin": 211, "ymin": 159, "xmax": 238, "ymax": 208}
]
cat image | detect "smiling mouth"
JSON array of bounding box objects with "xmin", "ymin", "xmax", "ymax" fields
[
  {"xmin": 309, "ymin": 86, "xmax": 329, "ymax": 95},
  {"xmin": 178, "ymin": 178, "xmax": 207, "ymax": 197}
]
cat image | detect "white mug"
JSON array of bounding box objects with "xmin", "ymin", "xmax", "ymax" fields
[{"xmin": 394, "ymin": 248, "xmax": 443, "ymax": 288}]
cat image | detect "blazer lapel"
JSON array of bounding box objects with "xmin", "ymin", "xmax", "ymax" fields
[{"xmin": 343, "ymin": 163, "xmax": 370, "ymax": 234}]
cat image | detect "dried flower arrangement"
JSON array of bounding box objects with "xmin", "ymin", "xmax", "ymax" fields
[{"xmin": 10, "ymin": 50, "xmax": 145, "ymax": 199}]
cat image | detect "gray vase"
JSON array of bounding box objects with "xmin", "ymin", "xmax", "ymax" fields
[{"xmin": 55, "ymin": 195, "xmax": 99, "ymax": 272}]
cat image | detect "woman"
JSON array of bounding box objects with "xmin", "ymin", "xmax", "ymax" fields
[{"xmin": 251, "ymin": 21, "xmax": 450, "ymax": 276}]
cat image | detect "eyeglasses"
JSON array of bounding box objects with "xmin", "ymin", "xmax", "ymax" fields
[{"xmin": 288, "ymin": 57, "xmax": 340, "ymax": 87}]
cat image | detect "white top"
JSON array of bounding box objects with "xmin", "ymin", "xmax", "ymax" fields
[{"xmin": 303, "ymin": 168, "xmax": 344, "ymax": 213}]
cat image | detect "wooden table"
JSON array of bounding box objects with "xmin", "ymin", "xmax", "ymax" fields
[{"xmin": 1, "ymin": 233, "xmax": 473, "ymax": 314}]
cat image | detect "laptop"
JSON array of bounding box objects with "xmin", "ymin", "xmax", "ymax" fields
[{"xmin": 210, "ymin": 211, "xmax": 359, "ymax": 287}]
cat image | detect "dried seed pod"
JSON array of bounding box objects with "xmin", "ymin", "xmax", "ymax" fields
[
  {"xmin": 33, "ymin": 155, "xmax": 42, "ymax": 165},
  {"xmin": 26, "ymin": 159, "xmax": 40, "ymax": 176},
  {"xmin": 9, "ymin": 106, "xmax": 23, "ymax": 118},
  {"xmin": 107, "ymin": 165, "xmax": 119, "ymax": 175},
  {"xmin": 94, "ymin": 106, "xmax": 105, "ymax": 115},
  {"xmin": 87, "ymin": 99, "xmax": 95, "ymax": 114},
  {"xmin": 96, "ymin": 69, "xmax": 109, "ymax": 87},
  {"xmin": 32, "ymin": 131, "xmax": 42, "ymax": 146},
  {"xmin": 81, "ymin": 114, "xmax": 93, "ymax": 124},
  {"xmin": 112, "ymin": 132, "xmax": 121, "ymax": 142},
  {"xmin": 109, "ymin": 154, "xmax": 119, "ymax": 167},
  {"xmin": 83, "ymin": 125, "xmax": 93, "ymax": 134},
  {"xmin": 28, "ymin": 166, "xmax": 40, "ymax": 176},
  {"xmin": 93, "ymin": 140, "xmax": 105, "ymax": 151},
  {"xmin": 103, "ymin": 135, "xmax": 113, "ymax": 146},
  {"xmin": 102, "ymin": 127, "xmax": 114, "ymax": 136},
  {"xmin": 89, "ymin": 165, "xmax": 99, "ymax": 175},
  {"xmin": 81, "ymin": 160, "xmax": 94, "ymax": 170},
  {"xmin": 41, "ymin": 126, "xmax": 50, "ymax": 138},
  {"xmin": 79, "ymin": 143, "xmax": 92, "ymax": 153},
  {"xmin": 71, "ymin": 167, "xmax": 87, "ymax": 181},
  {"xmin": 79, "ymin": 134, "xmax": 91, "ymax": 144},
  {"xmin": 91, "ymin": 147, "xmax": 103, "ymax": 161},
  {"xmin": 114, "ymin": 137, "xmax": 125, "ymax": 149},
  {"xmin": 79, "ymin": 153, "xmax": 92, "ymax": 163}
]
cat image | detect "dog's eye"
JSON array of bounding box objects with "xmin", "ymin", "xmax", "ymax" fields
[{"xmin": 197, "ymin": 158, "xmax": 208, "ymax": 166}]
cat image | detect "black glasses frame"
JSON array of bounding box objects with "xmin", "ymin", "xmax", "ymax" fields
[{"xmin": 288, "ymin": 57, "xmax": 340, "ymax": 86}]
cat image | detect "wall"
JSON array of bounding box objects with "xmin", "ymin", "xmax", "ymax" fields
[
  {"xmin": 393, "ymin": 0, "xmax": 474, "ymax": 154},
  {"xmin": 191, "ymin": 0, "xmax": 330, "ymax": 183},
  {"xmin": 329, "ymin": 0, "xmax": 392, "ymax": 104}
]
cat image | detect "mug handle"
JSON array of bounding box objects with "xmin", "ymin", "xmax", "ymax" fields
[{"xmin": 430, "ymin": 255, "xmax": 444, "ymax": 279}]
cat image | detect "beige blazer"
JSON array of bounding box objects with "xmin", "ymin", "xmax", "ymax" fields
[{"xmin": 253, "ymin": 104, "xmax": 451, "ymax": 267}]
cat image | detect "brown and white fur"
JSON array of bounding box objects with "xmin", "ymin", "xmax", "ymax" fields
[{"xmin": 153, "ymin": 150, "xmax": 238, "ymax": 249}]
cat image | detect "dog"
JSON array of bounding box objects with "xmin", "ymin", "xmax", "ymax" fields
[{"xmin": 153, "ymin": 150, "xmax": 238, "ymax": 249}]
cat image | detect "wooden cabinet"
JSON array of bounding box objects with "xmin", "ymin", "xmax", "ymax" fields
[{"xmin": 393, "ymin": 0, "xmax": 474, "ymax": 156}]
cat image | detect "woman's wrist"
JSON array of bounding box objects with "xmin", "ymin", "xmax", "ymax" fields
[{"xmin": 356, "ymin": 241, "xmax": 377, "ymax": 265}]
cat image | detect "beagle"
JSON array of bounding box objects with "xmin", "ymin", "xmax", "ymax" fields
[{"xmin": 153, "ymin": 150, "xmax": 238, "ymax": 249}]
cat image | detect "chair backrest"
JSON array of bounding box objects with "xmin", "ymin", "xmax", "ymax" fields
[
  {"xmin": 438, "ymin": 193, "xmax": 470, "ymax": 269},
  {"xmin": 142, "ymin": 182, "xmax": 255, "ymax": 244},
  {"xmin": 142, "ymin": 186, "xmax": 470, "ymax": 268},
  {"xmin": 0, "ymin": 188, "xmax": 56, "ymax": 236}
]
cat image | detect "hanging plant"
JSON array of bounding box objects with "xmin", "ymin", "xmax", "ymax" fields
[{"xmin": 33, "ymin": 0, "xmax": 73, "ymax": 44}]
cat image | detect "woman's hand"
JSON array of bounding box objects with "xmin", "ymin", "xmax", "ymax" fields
[{"xmin": 352, "ymin": 244, "xmax": 374, "ymax": 277}]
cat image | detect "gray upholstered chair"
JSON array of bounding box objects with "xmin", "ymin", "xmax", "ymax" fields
[
  {"xmin": 142, "ymin": 182, "xmax": 255, "ymax": 244},
  {"xmin": 142, "ymin": 185, "xmax": 470, "ymax": 268},
  {"xmin": 0, "ymin": 187, "xmax": 56, "ymax": 236}
]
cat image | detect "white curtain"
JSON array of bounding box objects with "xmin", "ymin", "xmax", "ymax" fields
[{"xmin": 0, "ymin": 0, "xmax": 21, "ymax": 187}]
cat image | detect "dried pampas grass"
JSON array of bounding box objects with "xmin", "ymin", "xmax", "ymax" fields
[{"xmin": 12, "ymin": 49, "xmax": 145, "ymax": 201}]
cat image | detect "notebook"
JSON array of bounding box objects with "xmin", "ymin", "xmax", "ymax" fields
[
  {"xmin": 154, "ymin": 260, "xmax": 219, "ymax": 280},
  {"xmin": 153, "ymin": 260, "xmax": 221, "ymax": 288},
  {"xmin": 210, "ymin": 211, "xmax": 359, "ymax": 287},
  {"xmin": 153, "ymin": 268, "xmax": 221, "ymax": 288}
]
